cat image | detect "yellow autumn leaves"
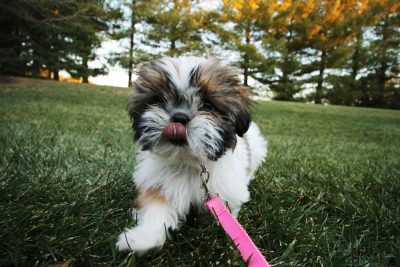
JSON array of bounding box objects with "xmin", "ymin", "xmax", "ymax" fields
[{"xmin": 221, "ymin": 0, "xmax": 398, "ymax": 47}]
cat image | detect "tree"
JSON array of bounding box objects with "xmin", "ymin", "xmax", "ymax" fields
[
  {"xmin": 216, "ymin": 0, "xmax": 265, "ymax": 86},
  {"xmin": 360, "ymin": 2, "xmax": 400, "ymax": 107},
  {"xmin": 108, "ymin": 0, "xmax": 205, "ymax": 86},
  {"xmin": 144, "ymin": 0, "xmax": 205, "ymax": 57},
  {"xmin": 0, "ymin": 0, "xmax": 109, "ymax": 82},
  {"xmin": 298, "ymin": 0, "xmax": 372, "ymax": 104},
  {"xmin": 324, "ymin": 0, "xmax": 400, "ymax": 107},
  {"xmin": 252, "ymin": 0, "xmax": 317, "ymax": 100},
  {"xmin": 0, "ymin": 1, "xmax": 27, "ymax": 76},
  {"xmin": 108, "ymin": 0, "xmax": 156, "ymax": 87}
]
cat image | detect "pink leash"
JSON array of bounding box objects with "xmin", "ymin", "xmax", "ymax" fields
[{"xmin": 200, "ymin": 165, "xmax": 270, "ymax": 267}]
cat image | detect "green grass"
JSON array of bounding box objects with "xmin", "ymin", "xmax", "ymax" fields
[{"xmin": 0, "ymin": 78, "xmax": 399, "ymax": 266}]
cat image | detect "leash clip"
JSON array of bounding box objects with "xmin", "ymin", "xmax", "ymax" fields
[{"xmin": 200, "ymin": 164, "xmax": 215, "ymax": 200}]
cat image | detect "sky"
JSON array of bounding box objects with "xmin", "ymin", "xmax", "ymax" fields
[
  {"xmin": 90, "ymin": 65, "xmax": 129, "ymax": 88},
  {"xmin": 89, "ymin": 39, "xmax": 129, "ymax": 88}
]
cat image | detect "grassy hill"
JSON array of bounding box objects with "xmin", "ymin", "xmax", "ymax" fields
[{"xmin": 0, "ymin": 78, "xmax": 399, "ymax": 266}]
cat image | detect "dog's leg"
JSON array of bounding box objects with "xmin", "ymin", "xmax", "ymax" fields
[
  {"xmin": 116, "ymin": 188, "xmax": 178, "ymax": 254},
  {"xmin": 219, "ymin": 187, "xmax": 250, "ymax": 219}
]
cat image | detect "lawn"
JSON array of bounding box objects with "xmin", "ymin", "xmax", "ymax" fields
[{"xmin": 0, "ymin": 77, "xmax": 399, "ymax": 266}]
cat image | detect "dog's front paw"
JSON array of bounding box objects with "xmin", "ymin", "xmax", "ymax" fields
[{"xmin": 116, "ymin": 226, "xmax": 166, "ymax": 254}]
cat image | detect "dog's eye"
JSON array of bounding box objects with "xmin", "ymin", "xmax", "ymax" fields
[{"xmin": 202, "ymin": 100, "xmax": 214, "ymax": 111}]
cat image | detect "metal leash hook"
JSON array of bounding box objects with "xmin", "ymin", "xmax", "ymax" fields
[{"xmin": 200, "ymin": 164, "xmax": 215, "ymax": 200}]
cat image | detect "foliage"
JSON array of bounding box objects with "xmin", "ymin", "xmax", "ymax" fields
[
  {"xmin": 252, "ymin": 0, "xmax": 315, "ymax": 100},
  {"xmin": 212, "ymin": 0, "xmax": 399, "ymax": 107},
  {"xmin": 0, "ymin": 0, "xmax": 109, "ymax": 82},
  {"xmin": 107, "ymin": 0, "xmax": 158, "ymax": 86},
  {"xmin": 0, "ymin": 0, "xmax": 399, "ymax": 107},
  {"xmin": 107, "ymin": 0, "xmax": 207, "ymax": 86},
  {"xmin": 142, "ymin": 0, "xmax": 205, "ymax": 57},
  {"xmin": 216, "ymin": 0, "xmax": 266, "ymax": 86}
]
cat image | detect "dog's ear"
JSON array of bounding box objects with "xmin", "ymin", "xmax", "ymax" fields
[
  {"xmin": 234, "ymin": 85, "xmax": 252, "ymax": 137},
  {"xmin": 235, "ymin": 108, "xmax": 251, "ymax": 137}
]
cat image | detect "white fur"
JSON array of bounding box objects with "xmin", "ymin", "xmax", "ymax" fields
[
  {"xmin": 116, "ymin": 203, "xmax": 178, "ymax": 253},
  {"xmin": 116, "ymin": 123, "xmax": 267, "ymax": 252},
  {"xmin": 159, "ymin": 56, "xmax": 207, "ymax": 97}
]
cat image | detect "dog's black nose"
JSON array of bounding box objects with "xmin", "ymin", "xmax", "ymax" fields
[{"xmin": 171, "ymin": 112, "xmax": 190, "ymax": 125}]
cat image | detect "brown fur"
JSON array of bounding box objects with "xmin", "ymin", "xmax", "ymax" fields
[
  {"xmin": 189, "ymin": 60, "xmax": 252, "ymax": 137},
  {"xmin": 135, "ymin": 188, "xmax": 167, "ymax": 209},
  {"xmin": 128, "ymin": 61, "xmax": 173, "ymax": 116},
  {"xmin": 190, "ymin": 61, "xmax": 251, "ymax": 115}
]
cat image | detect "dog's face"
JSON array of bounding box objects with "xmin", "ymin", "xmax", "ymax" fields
[{"xmin": 128, "ymin": 57, "xmax": 251, "ymax": 162}]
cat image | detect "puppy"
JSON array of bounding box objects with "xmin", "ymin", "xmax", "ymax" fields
[{"xmin": 116, "ymin": 56, "xmax": 267, "ymax": 254}]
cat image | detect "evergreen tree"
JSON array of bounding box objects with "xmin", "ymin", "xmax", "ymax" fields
[
  {"xmin": 108, "ymin": 0, "xmax": 206, "ymax": 86},
  {"xmin": 143, "ymin": 0, "xmax": 205, "ymax": 57},
  {"xmin": 361, "ymin": 3, "xmax": 400, "ymax": 107},
  {"xmin": 253, "ymin": 0, "xmax": 316, "ymax": 100},
  {"xmin": 0, "ymin": 0, "xmax": 109, "ymax": 82},
  {"xmin": 108, "ymin": 0, "xmax": 156, "ymax": 86},
  {"xmin": 298, "ymin": 0, "xmax": 371, "ymax": 104},
  {"xmin": 325, "ymin": 0, "xmax": 399, "ymax": 108},
  {"xmin": 216, "ymin": 0, "xmax": 265, "ymax": 86},
  {"xmin": 324, "ymin": 31, "xmax": 368, "ymax": 105},
  {"xmin": 65, "ymin": 1, "xmax": 109, "ymax": 83}
]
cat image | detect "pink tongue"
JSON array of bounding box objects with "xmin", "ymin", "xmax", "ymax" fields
[{"xmin": 162, "ymin": 123, "xmax": 187, "ymax": 140}]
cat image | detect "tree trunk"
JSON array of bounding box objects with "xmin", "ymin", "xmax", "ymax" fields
[
  {"xmin": 243, "ymin": 27, "xmax": 250, "ymax": 86},
  {"xmin": 378, "ymin": 16, "xmax": 389, "ymax": 92},
  {"xmin": 169, "ymin": 39, "xmax": 176, "ymax": 57},
  {"xmin": 128, "ymin": 0, "xmax": 135, "ymax": 87},
  {"xmin": 53, "ymin": 69, "xmax": 59, "ymax": 81},
  {"xmin": 82, "ymin": 57, "xmax": 89, "ymax": 83},
  {"xmin": 82, "ymin": 76, "xmax": 89, "ymax": 83},
  {"xmin": 282, "ymin": 51, "xmax": 291, "ymax": 100},
  {"xmin": 32, "ymin": 59, "xmax": 40, "ymax": 78},
  {"xmin": 349, "ymin": 33, "xmax": 362, "ymax": 105},
  {"xmin": 351, "ymin": 34, "xmax": 361, "ymax": 82},
  {"xmin": 282, "ymin": 25, "xmax": 293, "ymax": 100},
  {"xmin": 315, "ymin": 50, "xmax": 326, "ymax": 104},
  {"xmin": 170, "ymin": 39, "xmax": 176, "ymax": 57}
]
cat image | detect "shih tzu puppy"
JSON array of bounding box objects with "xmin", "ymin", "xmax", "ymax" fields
[{"xmin": 116, "ymin": 56, "xmax": 267, "ymax": 254}]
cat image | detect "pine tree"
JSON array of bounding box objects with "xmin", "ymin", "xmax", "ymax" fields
[
  {"xmin": 108, "ymin": 0, "xmax": 156, "ymax": 86},
  {"xmin": 360, "ymin": 2, "xmax": 400, "ymax": 107},
  {"xmin": 215, "ymin": 0, "xmax": 265, "ymax": 86},
  {"xmin": 108, "ymin": 0, "xmax": 206, "ymax": 86},
  {"xmin": 252, "ymin": 0, "xmax": 316, "ymax": 100},
  {"xmin": 54, "ymin": 0, "xmax": 109, "ymax": 83},
  {"xmin": 143, "ymin": 0, "xmax": 205, "ymax": 57},
  {"xmin": 299, "ymin": 0, "xmax": 372, "ymax": 104},
  {"xmin": 324, "ymin": 0, "xmax": 399, "ymax": 107},
  {"xmin": 0, "ymin": 0, "xmax": 109, "ymax": 82}
]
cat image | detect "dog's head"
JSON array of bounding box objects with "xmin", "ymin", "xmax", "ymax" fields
[{"xmin": 128, "ymin": 57, "xmax": 251, "ymax": 162}]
